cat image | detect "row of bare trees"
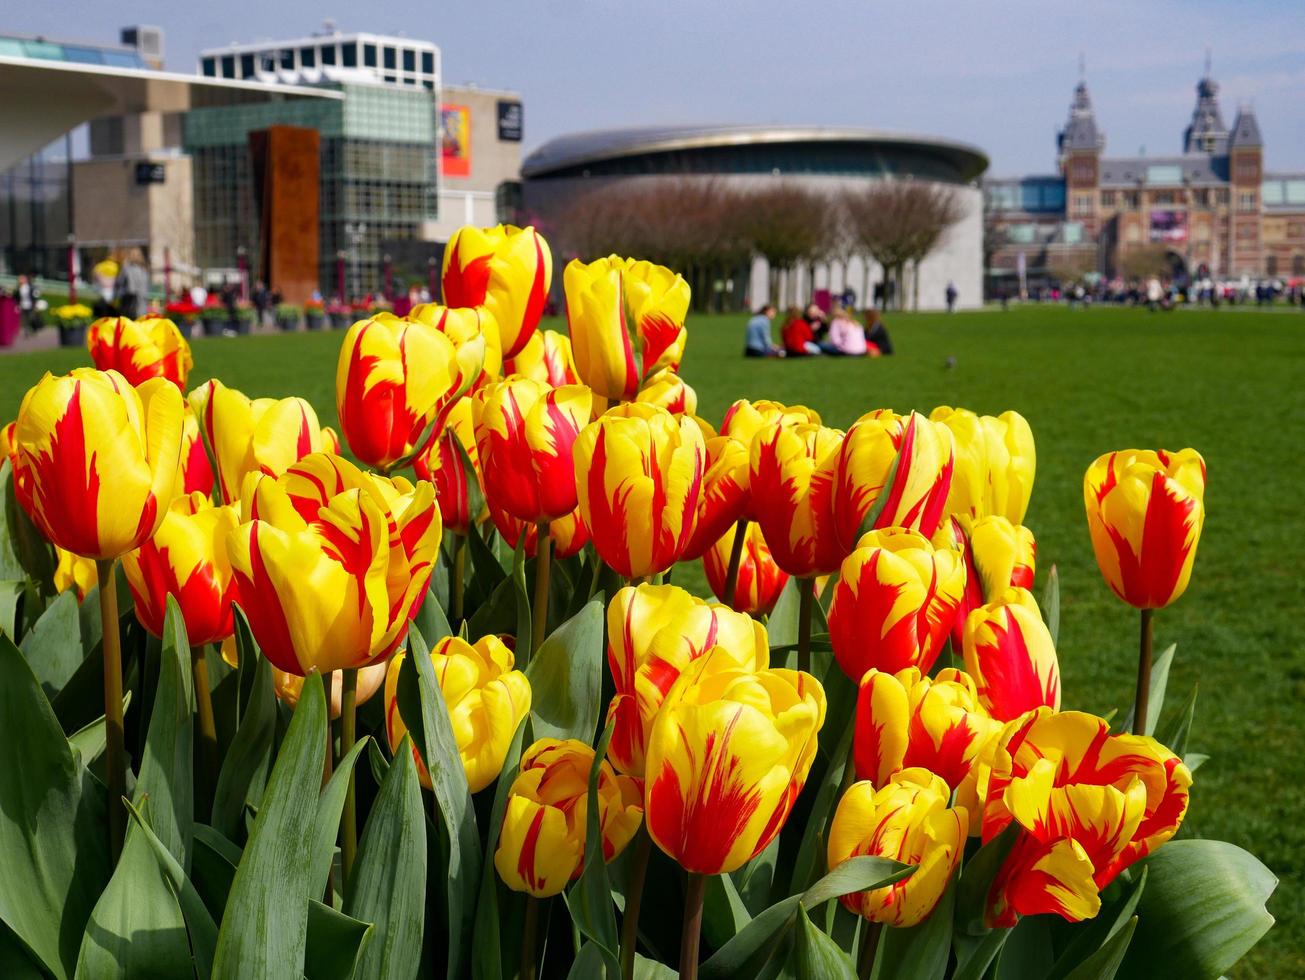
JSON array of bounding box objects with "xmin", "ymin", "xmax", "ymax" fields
[{"xmin": 528, "ymin": 177, "xmax": 966, "ymax": 311}]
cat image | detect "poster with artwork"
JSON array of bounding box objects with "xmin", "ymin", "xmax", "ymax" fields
[
  {"xmin": 440, "ymin": 104, "xmax": 471, "ymax": 177},
  {"xmin": 1149, "ymin": 210, "xmax": 1188, "ymax": 244}
]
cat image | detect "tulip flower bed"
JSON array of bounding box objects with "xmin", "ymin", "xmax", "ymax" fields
[{"xmin": 0, "ymin": 238, "xmax": 1295, "ymax": 979}]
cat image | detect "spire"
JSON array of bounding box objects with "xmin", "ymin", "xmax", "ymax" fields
[
  {"xmin": 1230, "ymin": 102, "xmax": 1264, "ymax": 149},
  {"xmin": 1058, "ymin": 72, "xmax": 1103, "ymax": 158},
  {"xmin": 1184, "ymin": 53, "xmax": 1228, "ymax": 154}
]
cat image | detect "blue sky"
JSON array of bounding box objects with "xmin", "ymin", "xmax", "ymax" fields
[{"xmin": 13, "ymin": 0, "xmax": 1305, "ymax": 175}]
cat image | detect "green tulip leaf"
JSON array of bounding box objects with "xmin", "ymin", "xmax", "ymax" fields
[
  {"xmin": 524, "ymin": 598, "xmax": 603, "ymax": 744},
  {"xmin": 212, "ymin": 671, "xmax": 327, "ymax": 978},
  {"xmin": 413, "ymin": 582, "xmax": 453, "ymax": 650},
  {"xmin": 0, "ymin": 632, "xmax": 111, "ymax": 980},
  {"xmin": 345, "ymin": 735, "xmax": 427, "ymax": 980},
  {"xmin": 471, "ymin": 718, "xmax": 527, "ymax": 980},
  {"xmin": 786, "ymin": 904, "xmax": 856, "ymax": 979},
  {"xmin": 876, "ymin": 881, "xmax": 955, "ymax": 980},
  {"xmin": 703, "ymin": 871, "xmax": 752, "ymax": 949},
  {"xmin": 309, "ymin": 734, "xmax": 370, "ymax": 900},
  {"xmin": 1041, "ymin": 563, "xmax": 1060, "ymax": 647},
  {"xmin": 1064, "ymin": 916, "xmax": 1137, "ymax": 980},
  {"xmin": 18, "ymin": 589, "xmax": 81, "ymax": 698},
  {"xmin": 569, "ymin": 721, "xmax": 620, "ymax": 973},
  {"xmin": 305, "ymin": 901, "xmax": 373, "ymax": 980},
  {"xmin": 190, "ymin": 824, "xmax": 241, "ymax": 921},
  {"xmin": 66, "ymin": 690, "xmax": 132, "ymax": 768},
  {"xmin": 210, "ymin": 610, "xmax": 275, "ymax": 842},
  {"xmin": 1049, "ymin": 867, "xmax": 1146, "ymax": 979},
  {"xmin": 954, "ymin": 822, "xmax": 1020, "ymax": 936},
  {"xmin": 467, "ymin": 569, "xmax": 523, "ymax": 643}
]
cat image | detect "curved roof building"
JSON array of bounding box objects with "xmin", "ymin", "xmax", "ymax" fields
[{"xmin": 521, "ymin": 124, "xmax": 989, "ymax": 311}]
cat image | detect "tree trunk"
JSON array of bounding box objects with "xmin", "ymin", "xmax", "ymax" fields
[{"xmin": 862, "ymin": 258, "xmax": 871, "ymax": 312}]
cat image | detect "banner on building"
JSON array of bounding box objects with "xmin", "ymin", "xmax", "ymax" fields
[
  {"xmin": 440, "ymin": 104, "xmax": 471, "ymax": 177},
  {"xmin": 497, "ymin": 100, "xmax": 523, "ymax": 142},
  {"xmin": 1149, "ymin": 210, "xmax": 1188, "ymax": 244}
]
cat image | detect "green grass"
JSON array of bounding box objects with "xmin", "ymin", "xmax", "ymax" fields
[{"xmin": 2, "ymin": 305, "xmax": 1303, "ymax": 976}]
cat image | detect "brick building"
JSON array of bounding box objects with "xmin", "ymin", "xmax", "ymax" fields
[{"xmin": 985, "ymin": 68, "xmax": 1305, "ymax": 295}]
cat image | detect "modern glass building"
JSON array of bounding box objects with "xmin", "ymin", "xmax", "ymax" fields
[
  {"xmin": 200, "ymin": 30, "xmax": 439, "ymax": 92},
  {"xmin": 185, "ymin": 82, "xmax": 438, "ymax": 295}
]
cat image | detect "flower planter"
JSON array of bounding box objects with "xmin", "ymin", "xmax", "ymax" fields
[
  {"xmin": 277, "ymin": 317, "xmax": 299, "ymax": 333},
  {"xmin": 331, "ymin": 311, "xmax": 352, "ymax": 330},
  {"xmin": 202, "ymin": 318, "xmax": 225, "ymax": 337},
  {"xmin": 58, "ymin": 325, "xmax": 86, "ymax": 348},
  {"xmin": 305, "ymin": 313, "xmax": 325, "ymax": 331},
  {"xmin": 235, "ymin": 318, "xmax": 252, "ymax": 335}
]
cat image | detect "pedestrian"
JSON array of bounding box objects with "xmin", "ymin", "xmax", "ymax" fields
[
  {"xmin": 15, "ymin": 274, "xmax": 40, "ymax": 333},
  {"xmin": 945, "ymin": 281, "xmax": 959, "ymax": 313},
  {"xmin": 252, "ymin": 280, "xmax": 271, "ymax": 329},
  {"xmin": 863, "ymin": 309, "xmax": 894, "ymax": 356},
  {"xmin": 113, "ymin": 248, "xmax": 150, "ymax": 319},
  {"xmin": 743, "ymin": 303, "xmax": 784, "ymax": 358}
]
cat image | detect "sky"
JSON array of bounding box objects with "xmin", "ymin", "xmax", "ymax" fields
[{"xmin": 13, "ymin": 0, "xmax": 1305, "ymax": 176}]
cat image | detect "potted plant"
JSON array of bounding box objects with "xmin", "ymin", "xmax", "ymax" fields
[
  {"xmin": 199, "ymin": 303, "xmax": 227, "ymax": 338},
  {"xmin": 275, "ymin": 303, "xmax": 302, "ymax": 332},
  {"xmin": 234, "ymin": 301, "xmax": 256, "ymax": 335},
  {"xmin": 48, "ymin": 303, "xmax": 93, "ymax": 347},
  {"xmin": 304, "ymin": 299, "xmax": 325, "ymax": 331},
  {"xmin": 327, "ymin": 300, "xmax": 352, "ymax": 330},
  {"xmin": 165, "ymin": 299, "xmax": 202, "ymax": 336}
]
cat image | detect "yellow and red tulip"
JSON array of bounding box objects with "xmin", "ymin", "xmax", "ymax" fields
[
  {"xmin": 228, "ymin": 453, "xmax": 441, "ymax": 675},
  {"xmin": 335, "ymin": 313, "xmax": 485, "ymax": 470},
  {"xmin": 487, "ymin": 499, "xmax": 590, "ymax": 560},
  {"xmin": 930, "ymin": 407, "xmax": 1036, "ymax": 524},
  {"xmin": 471, "ymin": 378, "xmax": 592, "ymax": 523},
  {"xmin": 980, "ymin": 708, "xmax": 1191, "ymax": 926},
  {"xmin": 573, "ymin": 403, "xmax": 706, "ymax": 579},
  {"xmin": 384, "ymin": 635, "xmax": 531, "ymax": 793},
  {"xmin": 853, "ymin": 667, "xmax": 1000, "ymax": 797},
  {"xmin": 87, "ymin": 315, "xmax": 193, "ymax": 390},
  {"xmin": 720, "ymin": 399, "xmax": 822, "ymax": 453},
  {"xmin": 414, "ymin": 398, "xmax": 480, "ymax": 536},
  {"xmin": 828, "ymin": 528, "xmax": 966, "ymax": 682},
  {"xmin": 636, "ymin": 369, "xmax": 697, "ymax": 416},
  {"xmin": 644, "ymin": 648, "xmax": 825, "ymax": 874},
  {"xmin": 828, "ymin": 768, "xmax": 967, "ymax": 927},
  {"xmin": 53, "ymin": 546, "xmax": 98, "ymax": 601},
  {"xmin": 175, "ymin": 404, "xmax": 215, "ymax": 499},
  {"xmin": 410, "ymin": 302, "xmax": 503, "ymax": 381},
  {"xmin": 189, "ymin": 379, "xmax": 334, "ymax": 505},
  {"xmin": 121, "ymin": 491, "xmax": 240, "ymax": 646},
  {"xmin": 962, "ymin": 587, "xmax": 1061, "ymax": 721},
  {"xmin": 441, "ymin": 224, "xmax": 552, "ymax": 360},
  {"xmin": 563, "ymin": 256, "xmax": 690, "ymax": 402},
  {"xmin": 831, "ymin": 410, "xmax": 954, "ymax": 551},
  {"xmin": 504, "ymin": 328, "xmax": 578, "ymax": 386},
  {"xmin": 274, "ymin": 660, "xmax": 387, "ymax": 719},
  {"xmin": 494, "ymin": 738, "xmax": 644, "ymax": 898},
  {"xmin": 681, "ymin": 434, "xmax": 750, "ymax": 561},
  {"xmin": 970, "ymin": 515, "xmax": 1036, "ymax": 595},
  {"xmin": 703, "ymin": 520, "xmax": 789, "ymax": 616},
  {"xmin": 0, "ymin": 420, "xmax": 15, "ymax": 464},
  {"xmin": 605, "ymin": 584, "xmax": 768, "ymax": 777},
  {"xmin": 12, "ymin": 369, "xmax": 183, "ymax": 560},
  {"xmin": 748, "ymin": 421, "xmax": 845, "ymax": 578},
  {"xmin": 1083, "ymin": 449, "xmax": 1206, "ymax": 609}
]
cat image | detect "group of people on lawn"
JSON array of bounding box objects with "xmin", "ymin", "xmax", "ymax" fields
[{"xmin": 744, "ymin": 303, "xmax": 894, "ymax": 358}]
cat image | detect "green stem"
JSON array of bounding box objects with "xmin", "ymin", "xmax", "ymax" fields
[
  {"xmin": 191, "ymin": 645, "xmax": 218, "ymax": 822},
  {"xmin": 723, "ymin": 518, "xmax": 748, "ymax": 608},
  {"xmin": 679, "ymin": 873, "xmax": 708, "ymax": 980},
  {"xmin": 340, "ymin": 668, "xmax": 358, "ymax": 891},
  {"xmin": 321, "ymin": 698, "xmax": 334, "ymax": 905},
  {"xmin": 522, "ymin": 896, "xmax": 541, "ymax": 980},
  {"xmin": 798, "ymin": 576, "xmax": 815, "ymax": 675},
  {"xmin": 858, "ymin": 920, "xmax": 883, "ymax": 979},
  {"xmin": 532, "ymin": 521, "xmax": 552, "ymax": 655},
  {"xmin": 1134, "ymin": 608, "xmax": 1155, "ymax": 736},
  {"xmin": 452, "ymin": 533, "xmax": 467, "ymax": 626},
  {"xmin": 619, "ymin": 830, "xmax": 653, "ymax": 980},
  {"xmin": 95, "ymin": 559, "xmax": 126, "ymax": 864}
]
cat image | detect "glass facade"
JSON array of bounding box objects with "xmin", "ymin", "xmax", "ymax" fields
[
  {"xmin": 185, "ymin": 84, "xmax": 438, "ymax": 296},
  {"xmin": 0, "ymin": 143, "xmax": 73, "ymax": 278},
  {"xmin": 0, "ymin": 34, "xmax": 146, "ymax": 69}
]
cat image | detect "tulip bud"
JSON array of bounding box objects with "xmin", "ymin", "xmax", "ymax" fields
[
  {"xmin": 409, "ymin": 302, "xmax": 503, "ymax": 381},
  {"xmin": 122, "ymin": 492, "xmax": 241, "ymax": 646},
  {"xmin": 703, "ymin": 520, "xmax": 788, "ymax": 616},
  {"xmin": 385, "ymin": 635, "xmax": 531, "ymax": 793},
  {"xmin": 930, "ymin": 407, "xmax": 1036, "ymax": 524},
  {"xmin": 505, "ymin": 329, "xmax": 579, "ymax": 386},
  {"xmin": 605, "ymin": 584, "xmax": 768, "ymax": 777},
  {"xmin": 635, "ymin": 369, "xmax": 697, "ymax": 416},
  {"xmin": 828, "ymin": 769, "xmax": 967, "ymax": 927},
  {"xmin": 748, "ymin": 421, "xmax": 845, "ymax": 578},
  {"xmin": 832, "ymin": 410, "xmax": 954, "ymax": 551},
  {"xmin": 564, "ymin": 256, "xmax": 690, "ymax": 402},
  {"xmin": 12, "ymin": 369, "xmax": 183, "ymax": 560},
  {"xmin": 487, "ymin": 499, "xmax": 590, "ymax": 560},
  {"xmin": 645, "ymin": 649, "xmax": 825, "ymax": 874},
  {"xmin": 829, "ymin": 528, "xmax": 967, "ymax": 682},
  {"xmin": 573, "ymin": 403, "xmax": 706, "ymax": 579},
  {"xmin": 53, "ymin": 546, "xmax": 98, "ymax": 602},
  {"xmin": 1083, "ymin": 448, "xmax": 1205, "ymax": 609},
  {"xmin": 275, "ymin": 660, "xmax": 386, "ymax": 720},
  {"xmin": 87, "ymin": 315, "xmax": 193, "ymax": 390},
  {"xmin": 970, "ymin": 515, "xmax": 1036, "ymax": 595},
  {"xmin": 442, "ymin": 224, "xmax": 552, "ymax": 360},
  {"xmin": 471, "ymin": 378, "xmax": 592, "ymax": 523},
  {"xmin": 495, "ymin": 738, "xmax": 643, "ymax": 897},
  {"xmin": 962, "ymin": 587, "xmax": 1061, "ymax": 721},
  {"xmin": 980, "ymin": 708, "xmax": 1191, "ymax": 926}
]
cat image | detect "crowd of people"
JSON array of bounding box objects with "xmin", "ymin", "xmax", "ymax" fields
[
  {"xmin": 745, "ymin": 303, "xmax": 895, "ymax": 359},
  {"xmin": 1015, "ymin": 275, "xmax": 1305, "ymax": 310}
]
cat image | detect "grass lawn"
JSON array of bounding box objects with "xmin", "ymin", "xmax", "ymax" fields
[{"xmin": 3, "ymin": 304, "xmax": 1303, "ymax": 976}]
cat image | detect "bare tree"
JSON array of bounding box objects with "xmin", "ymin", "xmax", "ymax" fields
[
  {"xmin": 844, "ymin": 181, "xmax": 965, "ymax": 310},
  {"xmin": 1116, "ymin": 244, "xmax": 1171, "ymax": 281},
  {"xmin": 738, "ymin": 183, "xmax": 836, "ymax": 308}
]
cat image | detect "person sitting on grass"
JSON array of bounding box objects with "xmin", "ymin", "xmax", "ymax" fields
[
  {"xmin": 744, "ymin": 303, "xmax": 784, "ymax": 357},
  {"xmin": 863, "ymin": 309, "xmax": 894, "ymax": 356},
  {"xmin": 782, "ymin": 306, "xmax": 822, "ymax": 356},
  {"xmin": 819, "ymin": 306, "xmax": 868, "ymax": 356}
]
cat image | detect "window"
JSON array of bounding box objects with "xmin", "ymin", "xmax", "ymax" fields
[
  {"xmin": 221, "ymin": 54, "xmax": 235, "ymax": 78},
  {"xmin": 321, "ymin": 45, "xmax": 336, "ymax": 65},
  {"xmin": 342, "ymin": 43, "xmax": 357, "ymax": 67},
  {"xmin": 1152, "ymin": 190, "xmax": 1177, "ymax": 205},
  {"xmin": 1072, "ymin": 194, "xmax": 1093, "ymax": 215},
  {"xmin": 241, "ymin": 53, "xmax": 254, "ymax": 77},
  {"xmin": 421, "ymin": 51, "xmax": 433, "ymax": 74},
  {"xmin": 1294, "ymin": 255, "xmax": 1305, "ymax": 276},
  {"xmin": 423, "ymin": 79, "xmax": 434, "ymax": 91},
  {"xmin": 261, "ymin": 52, "xmax": 276, "ymax": 72},
  {"xmin": 280, "ymin": 48, "xmax": 294, "ymax": 69},
  {"xmin": 201, "ymin": 56, "xmax": 216, "ymax": 77},
  {"xmin": 1126, "ymin": 223, "xmax": 1141, "ymax": 243},
  {"xmin": 403, "ymin": 49, "xmax": 415, "ymax": 72},
  {"xmin": 300, "ymin": 46, "xmax": 316, "ymax": 68},
  {"xmin": 1123, "ymin": 191, "xmax": 1139, "ymax": 208},
  {"xmin": 364, "ymin": 44, "xmax": 377, "ymax": 67},
  {"xmin": 1100, "ymin": 190, "xmax": 1115, "ymax": 207},
  {"xmin": 384, "ymin": 75, "xmax": 397, "ymax": 84},
  {"xmin": 1239, "ymin": 192, "xmax": 1257, "ymax": 210},
  {"xmin": 1266, "ymin": 256, "xmax": 1278, "ymax": 276},
  {"xmin": 383, "ymin": 46, "xmax": 396, "ymax": 69},
  {"xmin": 1192, "ymin": 188, "xmax": 1210, "ymax": 206}
]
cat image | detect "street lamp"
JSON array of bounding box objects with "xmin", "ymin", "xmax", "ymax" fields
[{"xmin": 236, "ymin": 245, "xmax": 248, "ymax": 303}]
